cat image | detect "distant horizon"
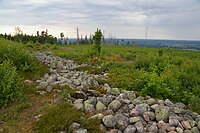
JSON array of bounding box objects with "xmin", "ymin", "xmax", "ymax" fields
[{"xmin": 1, "ymin": 29, "xmax": 200, "ymax": 42}]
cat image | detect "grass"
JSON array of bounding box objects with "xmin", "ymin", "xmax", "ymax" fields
[
  {"xmin": 1, "ymin": 37, "xmax": 200, "ymax": 132},
  {"xmin": 35, "ymin": 43, "xmax": 200, "ymax": 113},
  {"xmin": 34, "ymin": 102, "xmax": 101, "ymax": 133}
]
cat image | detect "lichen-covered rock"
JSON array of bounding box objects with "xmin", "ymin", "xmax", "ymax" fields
[
  {"xmin": 164, "ymin": 99, "xmax": 174, "ymax": 107},
  {"xmin": 115, "ymin": 113, "xmax": 129, "ymax": 130},
  {"xmin": 108, "ymin": 100, "xmax": 121, "ymax": 112},
  {"xmin": 134, "ymin": 121, "xmax": 144, "ymax": 133},
  {"xmin": 97, "ymin": 96, "xmax": 113, "ymax": 106},
  {"xmin": 147, "ymin": 98, "xmax": 157, "ymax": 105},
  {"xmin": 74, "ymin": 99, "xmax": 84, "ymax": 110},
  {"xmin": 96, "ymin": 101, "xmax": 107, "ymax": 112},
  {"xmin": 176, "ymin": 127, "xmax": 184, "ymax": 133},
  {"xmin": 191, "ymin": 127, "xmax": 199, "ymax": 133},
  {"xmin": 102, "ymin": 115, "xmax": 116, "ymax": 128},
  {"xmin": 106, "ymin": 88, "xmax": 120, "ymax": 96},
  {"xmin": 143, "ymin": 111, "xmax": 155, "ymax": 121},
  {"xmin": 124, "ymin": 125, "xmax": 136, "ymax": 133},
  {"xmin": 155, "ymin": 106, "xmax": 170, "ymax": 122},
  {"xmin": 84, "ymin": 102, "xmax": 95, "ymax": 112},
  {"xmin": 129, "ymin": 116, "xmax": 142, "ymax": 124},
  {"xmin": 148, "ymin": 122, "xmax": 158, "ymax": 133}
]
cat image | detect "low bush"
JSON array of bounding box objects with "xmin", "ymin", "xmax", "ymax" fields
[
  {"xmin": 0, "ymin": 60, "xmax": 20, "ymax": 108},
  {"xmin": 0, "ymin": 39, "xmax": 36, "ymax": 72}
]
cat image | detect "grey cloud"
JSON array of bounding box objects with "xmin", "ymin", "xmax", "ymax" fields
[{"xmin": 0, "ymin": 0, "xmax": 200, "ymax": 39}]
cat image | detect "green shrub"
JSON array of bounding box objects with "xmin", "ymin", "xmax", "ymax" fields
[
  {"xmin": 188, "ymin": 96, "xmax": 200, "ymax": 114},
  {"xmin": 0, "ymin": 60, "xmax": 20, "ymax": 107},
  {"xmin": 135, "ymin": 72, "xmax": 173, "ymax": 99},
  {"xmin": 0, "ymin": 40, "xmax": 35, "ymax": 72}
]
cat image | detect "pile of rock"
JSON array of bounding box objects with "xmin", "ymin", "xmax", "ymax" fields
[
  {"xmin": 69, "ymin": 84, "xmax": 200, "ymax": 133},
  {"xmin": 34, "ymin": 51, "xmax": 108, "ymax": 90}
]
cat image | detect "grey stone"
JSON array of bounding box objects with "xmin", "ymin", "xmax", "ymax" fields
[
  {"xmin": 129, "ymin": 116, "xmax": 142, "ymax": 124},
  {"xmin": 84, "ymin": 102, "xmax": 95, "ymax": 112},
  {"xmin": 134, "ymin": 121, "xmax": 144, "ymax": 133},
  {"xmin": 74, "ymin": 99, "xmax": 84, "ymax": 110},
  {"xmin": 169, "ymin": 131, "xmax": 177, "ymax": 133},
  {"xmin": 74, "ymin": 79, "xmax": 81, "ymax": 86},
  {"xmin": 46, "ymin": 86, "xmax": 53, "ymax": 93},
  {"xmin": 148, "ymin": 122, "xmax": 158, "ymax": 133},
  {"xmin": 108, "ymin": 100, "xmax": 121, "ymax": 112},
  {"xmin": 96, "ymin": 101, "xmax": 107, "ymax": 112},
  {"xmin": 164, "ymin": 99, "xmax": 174, "ymax": 107},
  {"xmin": 124, "ymin": 125, "xmax": 136, "ymax": 133},
  {"xmin": 197, "ymin": 121, "xmax": 200, "ymax": 129},
  {"xmin": 130, "ymin": 103, "xmax": 149, "ymax": 116},
  {"xmin": 115, "ymin": 113, "xmax": 129, "ymax": 130},
  {"xmin": 107, "ymin": 88, "xmax": 120, "ymax": 96},
  {"xmin": 147, "ymin": 98, "xmax": 157, "ymax": 105},
  {"xmin": 191, "ymin": 127, "xmax": 199, "ymax": 133},
  {"xmin": 175, "ymin": 102, "xmax": 186, "ymax": 108},
  {"xmin": 184, "ymin": 130, "xmax": 192, "ymax": 133},
  {"xmin": 102, "ymin": 115, "xmax": 116, "ymax": 128},
  {"xmin": 169, "ymin": 118, "xmax": 179, "ymax": 126},
  {"xmin": 155, "ymin": 106, "xmax": 170, "ymax": 122},
  {"xmin": 84, "ymin": 97, "xmax": 97, "ymax": 106},
  {"xmin": 39, "ymin": 82, "xmax": 48, "ymax": 87},
  {"xmin": 143, "ymin": 111, "xmax": 155, "ymax": 121},
  {"xmin": 89, "ymin": 113, "xmax": 104, "ymax": 120},
  {"xmin": 97, "ymin": 96, "xmax": 113, "ymax": 106},
  {"xmin": 122, "ymin": 90, "xmax": 136, "ymax": 101},
  {"xmin": 74, "ymin": 128, "xmax": 87, "ymax": 133},
  {"xmin": 46, "ymin": 76, "xmax": 55, "ymax": 84},
  {"xmin": 189, "ymin": 120, "xmax": 196, "ymax": 128},
  {"xmin": 70, "ymin": 122, "xmax": 80, "ymax": 130},
  {"xmin": 102, "ymin": 83, "xmax": 111, "ymax": 91},
  {"xmin": 174, "ymin": 107, "xmax": 182, "ymax": 114},
  {"xmin": 24, "ymin": 80, "xmax": 34, "ymax": 84},
  {"xmin": 176, "ymin": 127, "xmax": 183, "ymax": 133}
]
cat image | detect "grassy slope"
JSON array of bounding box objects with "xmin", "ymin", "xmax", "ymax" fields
[
  {"xmin": 49, "ymin": 44, "xmax": 200, "ymax": 112},
  {"xmin": 1, "ymin": 39, "xmax": 200, "ymax": 132},
  {"xmin": 0, "ymin": 39, "xmax": 101, "ymax": 133}
]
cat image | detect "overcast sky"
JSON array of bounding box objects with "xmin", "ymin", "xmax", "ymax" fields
[{"xmin": 0, "ymin": 0, "xmax": 200, "ymax": 40}]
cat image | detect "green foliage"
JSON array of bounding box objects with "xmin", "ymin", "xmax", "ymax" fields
[
  {"xmin": 21, "ymin": 41, "xmax": 200, "ymax": 113},
  {"xmin": 93, "ymin": 28, "xmax": 103, "ymax": 55},
  {"xmin": 0, "ymin": 38, "xmax": 36, "ymax": 72},
  {"xmin": 188, "ymin": 96, "xmax": 200, "ymax": 114},
  {"xmin": 135, "ymin": 72, "xmax": 173, "ymax": 99},
  {"xmin": 0, "ymin": 60, "xmax": 19, "ymax": 108}
]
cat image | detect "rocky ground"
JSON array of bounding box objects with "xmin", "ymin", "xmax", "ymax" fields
[{"xmin": 35, "ymin": 51, "xmax": 200, "ymax": 133}]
